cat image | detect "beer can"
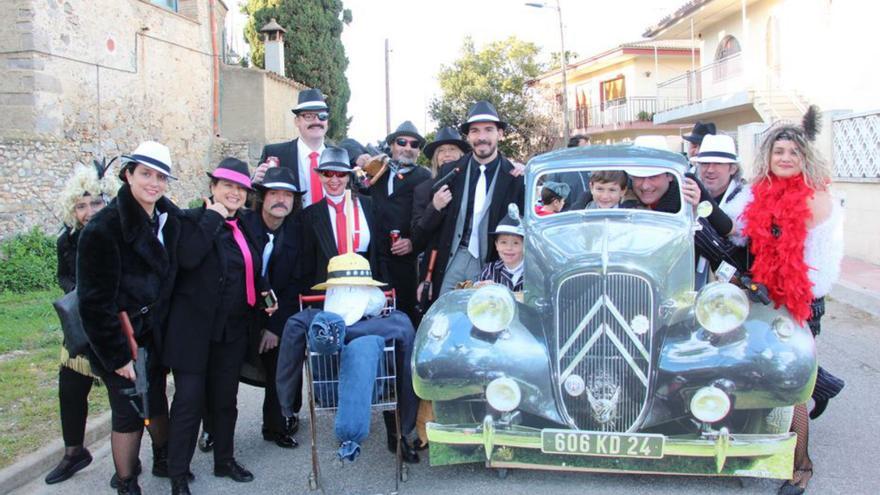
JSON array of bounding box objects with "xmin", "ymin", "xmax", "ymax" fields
[
  {"xmin": 266, "ymin": 156, "xmax": 280, "ymax": 167},
  {"xmin": 390, "ymin": 230, "xmax": 401, "ymax": 243}
]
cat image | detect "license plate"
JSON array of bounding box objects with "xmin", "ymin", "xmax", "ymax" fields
[{"xmin": 541, "ymin": 429, "xmax": 665, "ymax": 458}]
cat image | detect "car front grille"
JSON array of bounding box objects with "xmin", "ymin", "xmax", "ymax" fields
[{"xmin": 555, "ymin": 272, "xmax": 653, "ymax": 432}]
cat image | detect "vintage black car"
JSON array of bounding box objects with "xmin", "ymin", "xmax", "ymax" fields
[{"xmin": 413, "ymin": 145, "xmax": 817, "ymax": 478}]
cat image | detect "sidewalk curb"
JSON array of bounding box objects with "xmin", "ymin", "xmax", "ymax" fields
[
  {"xmin": 0, "ymin": 409, "xmax": 113, "ymax": 495},
  {"xmin": 831, "ymin": 280, "xmax": 880, "ymax": 318}
]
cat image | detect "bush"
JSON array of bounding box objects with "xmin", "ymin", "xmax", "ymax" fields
[{"xmin": 0, "ymin": 227, "xmax": 57, "ymax": 293}]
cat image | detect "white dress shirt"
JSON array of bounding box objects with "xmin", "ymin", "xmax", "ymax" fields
[
  {"xmin": 325, "ymin": 192, "xmax": 371, "ymax": 253},
  {"xmin": 297, "ymin": 140, "xmax": 326, "ymax": 208}
]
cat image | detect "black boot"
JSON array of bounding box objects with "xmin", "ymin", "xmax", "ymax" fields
[
  {"xmin": 109, "ymin": 460, "xmax": 141, "ymax": 489},
  {"xmin": 116, "ymin": 476, "xmax": 141, "ymax": 495},
  {"xmin": 171, "ymin": 474, "xmax": 192, "ymax": 495},
  {"xmin": 152, "ymin": 444, "xmax": 168, "ymax": 477},
  {"xmin": 382, "ymin": 410, "xmax": 419, "ymax": 464},
  {"xmin": 198, "ymin": 431, "xmax": 214, "ymax": 452},
  {"xmin": 44, "ymin": 447, "xmax": 92, "ymax": 484}
]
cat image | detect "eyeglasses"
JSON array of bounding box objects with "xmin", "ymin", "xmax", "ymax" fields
[
  {"xmin": 299, "ymin": 112, "xmax": 329, "ymax": 122},
  {"xmin": 395, "ymin": 138, "xmax": 421, "ymax": 149},
  {"xmin": 319, "ymin": 170, "xmax": 349, "ymax": 178}
]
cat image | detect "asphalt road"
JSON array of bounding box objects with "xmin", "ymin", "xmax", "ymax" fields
[{"xmin": 11, "ymin": 298, "xmax": 880, "ymax": 495}]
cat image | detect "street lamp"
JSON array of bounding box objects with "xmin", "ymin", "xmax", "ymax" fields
[{"xmin": 526, "ymin": 1, "xmax": 570, "ymax": 142}]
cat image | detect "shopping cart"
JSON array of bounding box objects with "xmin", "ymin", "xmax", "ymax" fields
[{"xmin": 300, "ymin": 290, "xmax": 407, "ymax": 493}]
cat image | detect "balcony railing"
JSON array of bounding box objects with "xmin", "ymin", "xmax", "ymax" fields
[
  {"xmin": 570, "ymin": 96, "xmax": 688, "ymax": 130},
  {"xmin": 656, "ymin": 52, "xmax": 744, "ymax": 111}
]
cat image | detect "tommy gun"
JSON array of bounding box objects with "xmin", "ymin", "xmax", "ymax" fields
[{"xmin": 118, "ymin": 311, "xmax": 150, "ymax": 426}]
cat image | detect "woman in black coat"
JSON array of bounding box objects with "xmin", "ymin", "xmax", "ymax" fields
[
  {"xmin": 164, "ymin": 158, "xmax": 274, "ymax": 494},
  {"xmin": 77, "ymin": 142, "xmax": 181, "ymax": 495},
  {"xmin": 45, "ymin": 164, "xmax": 118, "ymax": 485}
]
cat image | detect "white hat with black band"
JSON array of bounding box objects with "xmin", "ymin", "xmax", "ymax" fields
[{"xmin": 120, "ymin": 141, "xmax": 177, "ymax": 180}]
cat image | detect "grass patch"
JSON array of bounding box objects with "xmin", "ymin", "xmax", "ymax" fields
[{"xmin": 0, "ymin": 289, "xmax": 108, "ymax": 469}]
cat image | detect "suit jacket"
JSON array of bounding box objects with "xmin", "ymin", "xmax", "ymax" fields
[
  {"xmin": 163, "ymin": 206, "xmax": 268, "ymax": 373},
  {"xmin": 77, "ymin": 185, "xmax": 181, "ymax": 374},
  {"xmin": 56, "ymin": 226, "xmax": 79, "ymax": 294},
  {"xmin": 422, "ymin": 152, "xmax": 525, "ymax": 295},
  {"xmin": 261, "ymin": 139, "xmax": 304, "ymax": 189},
  {"xmin": 299, "ymin": 194, "xmax": 385, "ymax": 291},
  {"xmin": 368, "ymin": 165, "xmax": 431, "ymax": 261},
  {"xmin": 240, "ymin": 210, "xmax": 305, "ymax": 337}
]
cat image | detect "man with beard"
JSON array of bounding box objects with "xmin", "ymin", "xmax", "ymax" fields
[
  {"xmin": 366, "ymin": 121, "xmax": 431, "ymax": 324},
  {"xmin": 240, "ymin": 167, "xmax": 305, "ymax": 449},
  {"xmin": 627, "ymin": 169, "xmax": 700, "ymax": 213},
  {"xmin": 423, "ymin": 101, "xmax": 525, "ymax": 296},
  {"xmin": 254, "ymin": 88, "xmax": 330, "ymax": 209}
]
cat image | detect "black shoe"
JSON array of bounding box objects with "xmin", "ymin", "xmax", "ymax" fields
[
  {"xmin": 398, "ymin": 437, "xmax": 420, "ymax": 464},
  {"xmin": 413, "ymin": 439, "xmax": 429, "ymax": 451},
  {"xmin": 262, "ymin": 430, "xmax": 298, "ymax": 449},
  {"xmin": 116, "ymin": 476, "xmax": 141, "ymax": 495},
  {"xmin": 284, "ymin": 415, "xmax": 300, "ymax": 436},
  {"xmin": 198, "ymin": 431, "xmax": 214, "ymax": 452},
  {"xmin": 171, "ymin": 475, "xmax": 192, "ymax": 495},
  {"xmin": 810, "ymin": 398, "xmax": 829, "ymax": 419},
  {"xmin": 382, "ymin": 411, "xmax": 420, "ymax": 463},
  {"xmin": 44, "ymin": 448, "xmax": 93, "ymax": 484},
  {"xmin": 110, "ymin": 461, "xmax": 142, "ymax": 489},
  {"xmin": 214, "ymin": 459, "xmax": 254, "ymax": 482}
]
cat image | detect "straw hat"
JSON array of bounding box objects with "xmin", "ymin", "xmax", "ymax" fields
[{"xmin": 311, "ymin": 253, "xmax": 385, "ymax": 291}]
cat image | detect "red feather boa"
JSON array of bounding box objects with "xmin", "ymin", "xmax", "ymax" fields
[{"xmin": 743, "ymin": 174, "xmax": 814, "ymax": 324}]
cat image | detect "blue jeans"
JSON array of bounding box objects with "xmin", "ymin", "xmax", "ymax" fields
[{"xmin": 335, "ymin": 335, "xmax": 385, "ymax": 461}]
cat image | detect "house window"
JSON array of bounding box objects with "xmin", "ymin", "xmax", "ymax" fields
[
  {"xmin": 151, "ymin": 0, "xmax": 178, "ymax": 11},
  {"xmin": 714, "ymin": 35, "xmax": 742, "ymax": 80},
  {"xmin": 601, "ymin": 75, "xmax": 626, "ymax": 109}
]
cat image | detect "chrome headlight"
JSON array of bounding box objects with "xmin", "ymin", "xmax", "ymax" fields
[
  {"xmin": 467, "ymin": 284, "xmax": 515, "ymax": 333},
  {"xmin": 690, "ymin": 386, "xmax": 731, "ymax": 423},
  {"xmin": 695, "ymin": 282, "xmax": 749, "ymax": 334},
  {"xmin": 486, "ymin": 377, "xmax": 521, "ymax": 412}
]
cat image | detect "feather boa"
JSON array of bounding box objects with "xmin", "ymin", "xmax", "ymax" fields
[{"xmin": 743, "ymin": 174, "xmax": 814, "ymax": 324}]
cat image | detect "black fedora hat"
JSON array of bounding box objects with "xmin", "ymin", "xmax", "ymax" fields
[
  {"xmin": 339, "ymin": 138, "xmax": 368, "ymax": 166},
  {"xmin": 315, "ymin": 146, "xmax": 352, "ymax": 173},
  {"xmin": 683, "ymin": 121, "xmax": 717, "ymax": 145},
  {"xmin": 459, "ymin": 100, "xmax": 508, "ymax": 134},
  {"xmin": 385, "ymin": 121, "xmax": 425, "ymax": 147},
  {"xmin": 423, "ymin": 126, "xmax": 470, "ymax": 160},
  {"xmin": 207, "ymin": 157, "xmax": 253, "ymax": 190},
  {"xmin": 254, "ymin": 166, "xmax": 303, "ymax": 193},
  {"xmin": 292, "ymin": 88, "xmax": 329, "ymax": 114}
]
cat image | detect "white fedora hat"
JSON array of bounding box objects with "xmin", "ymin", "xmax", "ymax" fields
[
  {"xmin": 121, "ymin": 141, "xmax": 177, "ymax": 180},
  {"xmin": 691, "ymin": 134, "xmax": 738, "ymax": 164}
]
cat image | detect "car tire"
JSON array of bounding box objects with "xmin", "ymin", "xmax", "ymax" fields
[
  {"xmin": 763, "ymin": 406, "xmax": 795, "ymax": 433},
  {"xmin": 432, "ymin": 400, "xmax": 483, "ymax": 424}
]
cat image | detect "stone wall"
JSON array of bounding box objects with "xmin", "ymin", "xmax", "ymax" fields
[{"xmin": 0, "ymin": 0, "xmax": 231, "ymax": 237}]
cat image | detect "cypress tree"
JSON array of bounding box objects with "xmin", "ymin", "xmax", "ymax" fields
[{"xmin": 244, "ymin": 0, "xmax": 353, "ymax": 140}]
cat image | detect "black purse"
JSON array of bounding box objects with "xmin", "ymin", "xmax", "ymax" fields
[{"xmin": 52, "ymin": 290, "xmax": 91, "ymax": 357}]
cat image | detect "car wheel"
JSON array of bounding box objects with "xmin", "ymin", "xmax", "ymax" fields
[{"xmin": 744, "ymin": 406, "xmax": 794, "ymax": 434}]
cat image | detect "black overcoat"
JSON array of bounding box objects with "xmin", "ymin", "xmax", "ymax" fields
[
  {"xmin": 77, "ymin": 184, "xmax": 181, "ymax": 374},
  {"xmin": 162, "ymin": 206, "xmax": 268, "ymax": 373},
  {"xmin": 299, "ymin": 194, "xmax": 386, "ymax": 291},
  {"xmin": 420, "ymin": 152, "xmax": 525, "ymax": 295},
  {"xmin": 56, "ymin": 226, "xmax": 78, "ymax": 293}
]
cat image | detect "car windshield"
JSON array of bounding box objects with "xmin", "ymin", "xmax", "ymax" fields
[{"xmin": 533, "ymin": 167, "xmax": 683, "ymax": 217}]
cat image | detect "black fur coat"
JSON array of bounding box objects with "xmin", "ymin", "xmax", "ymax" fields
[{"xmin": 76, "ymin": 184, "xmax": 181, "ymax": 374}]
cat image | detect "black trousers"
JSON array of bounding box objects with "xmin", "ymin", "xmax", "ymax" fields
[
  {"xmin": 260, "ymin": 345, "xmax": 285, "ymax": 433},
  {"xmin": 58, "ymin": 366, "xmax": 95, "ymax": 447},
  {"xmin": 387, "ymin": 256, "xmax": 420, "ymax": 327},
  {"xmin": 168, "ymin": 336, "xmax": 248, "ymax": 476}
]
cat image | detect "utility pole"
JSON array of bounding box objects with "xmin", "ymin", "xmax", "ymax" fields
[
  {"xmin": 384, "ymin": 38, "xmax": 391, "ymax": 135},
  {"xmin": 526, "ymin": 1, "xmax": 570, "ymax": 142}
]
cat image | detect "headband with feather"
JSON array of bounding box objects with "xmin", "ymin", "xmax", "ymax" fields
[{"xmin": 801, "ymin": 105, "xmax": 821, "ymax": 142}]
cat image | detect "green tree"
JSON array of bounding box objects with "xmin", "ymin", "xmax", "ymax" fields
[
  {"xmin": 430, "ymin": 37, "xmax": 558, "ymax": 160},
  {"xmin": 243, "ymin": 0, "xmax": 353, "ymax": 140}
]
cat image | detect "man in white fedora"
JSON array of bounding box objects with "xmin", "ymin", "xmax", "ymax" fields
[{"xmin": 691, "ymin": 133, "xmax": 751, "ymax": 239}]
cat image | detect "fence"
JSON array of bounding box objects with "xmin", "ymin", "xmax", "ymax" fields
[{"xmin": 832, "ymin": 110, "xmax": 880, "ymax": 180}]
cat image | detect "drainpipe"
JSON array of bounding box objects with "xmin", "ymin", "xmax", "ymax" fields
[{"xmin": 209, "ymin": 0, "xmax": 220, "ymax": 136}]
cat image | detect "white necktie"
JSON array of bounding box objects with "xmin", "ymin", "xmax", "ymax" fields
[
  {"xmin": 387, "ymin": 172, "xmax": 394, "ymax": 196},
  {"xmin": 468, "ymin": 165, "xmax": 487, "ymax": 259},
  {"xmin": 261, "ymin": 232, "xmax": 274, "ymax": 277}
]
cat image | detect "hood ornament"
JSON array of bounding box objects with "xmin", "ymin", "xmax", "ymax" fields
[{"xmin": 585, "ymin": 373, "xmax": 621, "ymax": 426}]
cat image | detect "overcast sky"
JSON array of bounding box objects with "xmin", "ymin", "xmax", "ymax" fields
[{"xmin": 228, "ymin": 0, "xmax": 685, "ymax": 143}]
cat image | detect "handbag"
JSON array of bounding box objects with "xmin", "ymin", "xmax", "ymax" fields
[{"xmin": 52, "ymin": 290, "xmax": 91, "ymax": 357}]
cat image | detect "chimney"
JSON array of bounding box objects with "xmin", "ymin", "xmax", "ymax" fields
[{"xmin": 260, "ymin": 18, "xmax": 287, "ymax": 77}]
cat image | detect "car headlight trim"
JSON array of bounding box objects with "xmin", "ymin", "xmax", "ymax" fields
[
  {"xmin": 695, "ymin": 282, "xmax": 749, "ymax": 334},
  {"xmin": 466, "ymin": 284, "xmax": 516, "ymax": 334},
  {"xmin": 486, "ymin": 377, "xmax": 522, "ymax": 412},
  {"xmin": 690, "ymin": 386, "xmax": 731, "ymax": 423}
]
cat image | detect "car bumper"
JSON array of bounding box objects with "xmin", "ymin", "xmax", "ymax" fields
[{"xmin": 426, "ymin": 416, "xmax": 796, "ymax": 479}]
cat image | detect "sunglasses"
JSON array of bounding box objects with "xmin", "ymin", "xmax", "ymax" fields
[
  {"xmin": 319, "ymin": 170, "xmax": 349, "ymax": 178},
  {"xmin": 395, "ymin": 138, "xmax": 421, "ymax": 149},
  {"xmin": 299, "ymin": 112, "xmax": 329, "ymax": 122}
]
